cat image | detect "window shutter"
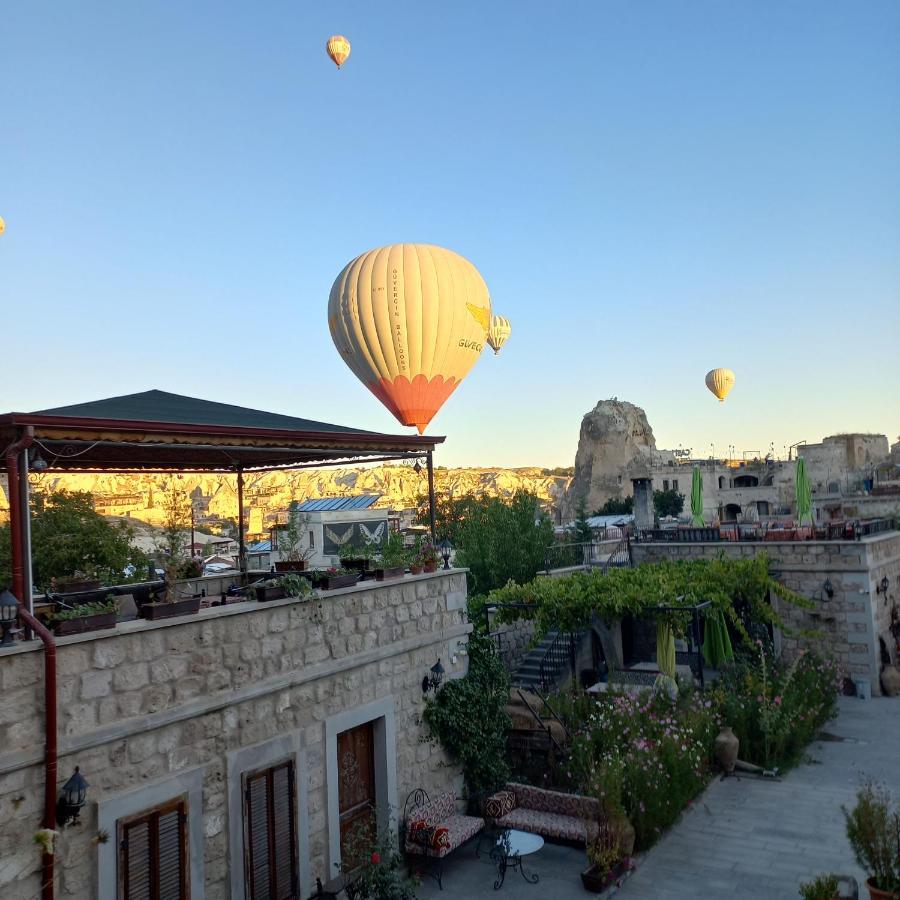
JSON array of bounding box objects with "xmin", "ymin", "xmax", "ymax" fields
[
  {"xmin": 244, "ymin": 760, "xmax": 297, "ymax": 900},
  {"xmin": 119, "ymin": 798, "xmax": 188, "ymax": 900}
]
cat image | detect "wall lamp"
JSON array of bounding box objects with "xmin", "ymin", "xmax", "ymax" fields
[
  {"xmin": 823, "ymin": 579, "xmax": 834, "ymax": 599},
  {"xmin": 29, "ymin": 448, "xmax": 49, "ymax": 472},
  {"xmin": 0, "ymin": 589, "xmax": 20, "ymax": 647},
  {"xmin": 422, "ymin": 659, "xmax": 445, "ymax": 694},
  {"xmin": 876, "ymin": 576, "xmax": 890, "ymax": 596},
  {"xmin": 57, "ymin": 767, "xmax": 88, "ymax": 827}
]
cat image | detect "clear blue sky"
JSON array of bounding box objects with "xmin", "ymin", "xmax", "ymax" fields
[{"xmin": 2, "ymin": 2, "xmax": 898, "ymax": 467}]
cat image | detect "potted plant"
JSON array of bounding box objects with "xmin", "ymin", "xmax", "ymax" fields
[
  {"xmin": 50, "ymin": 597, "xmax": 118, "ymax": 636},
  {"xmin": 280, "ymin": 573, "xmax": 314, "ymax": 599},
  {"xmin": 273, "ymin": 508, "xmax": 312, "ymax": 572},
  {"xmin": 799, "ymin": 874, "xmax": 849, "ymax": 900},
  {"xmin": 140, "ymin": 562, "xmax": 203, "ymax": 620},
  {"xmin": 419, "ymin": 541, "xmax": 439, "ymax": 574},
  {"xmin": 408, "ymin": 536, "xmax": 425, "ymax": 575},
  {"xmin": 340, "ymin": 544, "xmax": 374, "ymax": 574},
  {"xmin": 844, "ymin": 782, "xmax": 900, "ymax": 900},
  {"xmin": 581, "ymin": 823, "xmax": 633, "ymax": 893},
  {"xmin": 253, "ymin": 578, "xmax": 287, "ymax": 603},
  {"xmin": 313, "ymin": 567, "xmax": 359, "ymax": 591},
  {"xmin": 374, "ymin": 532, "xmax": 408, "ymax": 581},
  {"xmin": 52, "ymin": 571, "xmax": 102, "ymax": 594}
]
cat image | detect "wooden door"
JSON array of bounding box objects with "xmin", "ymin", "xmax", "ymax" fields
[
  {"xmin": 118, "ymin": 797, "xmax": 189, "ymax": 900},
  {"xmin": 337, "ymin": 721, "xmax": 376, "ymax": 869}
]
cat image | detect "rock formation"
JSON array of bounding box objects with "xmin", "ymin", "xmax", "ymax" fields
[{"xmin": 563, "ymin": 399, "xmax": 657, "ymax": 516}]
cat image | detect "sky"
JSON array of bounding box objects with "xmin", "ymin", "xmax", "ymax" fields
[{"xmin": 1, "ymin": 1, "xmax": 898, "ymax": 468}]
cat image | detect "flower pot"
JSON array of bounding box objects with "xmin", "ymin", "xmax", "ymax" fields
[
  {"xmin": 880, "ymin": 665, "xmax": 900, "ymax": 697},
  {"xmin": 580, "ymin": 860, "xmax": 632, "ymax": 894},
  {"xmin": 714, "ymin": 726, "xmax": 740, "ymax": 774},
  {"xmin": 52, "ymin": 611, "xmax": 117, "ymax": 636},
  {"xmin": 141, "ymin": 596, "xmax": 202, "ymax": 620},
  {"xmin": 375, "ymin": 566, "xmax": 405, "ymax": 581},
  {"xmin": 314, "ymin": 573, "xmax": 359, "ymax": 590},
  {"xmin": 341, "ymin": 558, "xmax": 371, "ymax": 573},
  {"xmin": 274, "ymin": 561, "xmax": 307, "ymax": 572},
  {"xmin": 866, "ymin": 877, "xmax": 900, "ymax": 900},
  {"xmin": 255, "ymin": 585, "xmax": 286, "ymax": 602},
  {"xmin": 409, "ymin": 564, "xmax": 424, "ymax": 575},
  {"xmin": 423, "ymin": 562, "xmax": 437, "ymax": 573}
]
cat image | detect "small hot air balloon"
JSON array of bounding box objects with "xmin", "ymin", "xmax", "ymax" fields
[
  {"xmin": 0, "ymin": 216, "xmax": 5, "ymax": 236},
  {"xmin": 705, "ymin": 368, "xmax": 735, "ymax": 402},
  {"xmin": 329, "ymin": 244, "xmax": 492, "ymax": 433},
  {"xmin": 326, "ymin": 35, "xmax": 351, "ymax": 69},
  {"xmin": 486, "ymin": 315, "xmax": 511, "ymax": 355}
]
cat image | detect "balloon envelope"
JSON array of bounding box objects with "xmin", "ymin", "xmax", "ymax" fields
[
  {"xmin": 326, "ymin": 35, "xmax": 351, "ymax": 68},
  {"xmin": 0, "ymin": 216, "xmax": 5, "ymax": 235},
  {"xmin": 486, "ymin": 315, "xmax": 511, "ymax": 355},
  {"xmin": 705, "ymin": 368, "xmax": 735, "ymax": 402},
  {"xmin": 328, "ymin": 244, "xmax": 492, "ymax": 433}
]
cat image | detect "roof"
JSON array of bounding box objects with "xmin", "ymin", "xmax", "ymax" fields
[
  {"xmin": 295, "ymin": 495, "xmax": 381, "ymax": 512},
  {"xmin": 0, "ymin": 389, "xmax": 442, "ymax": 473}
]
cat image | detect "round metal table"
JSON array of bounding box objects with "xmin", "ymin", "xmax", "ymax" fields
[{"xmin": 489, "ymin": 828, "xmax": 543, "ymax": 890}]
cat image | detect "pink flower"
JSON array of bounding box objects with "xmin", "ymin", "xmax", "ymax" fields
[
  {"xmin": 370, "ymin": 852, "xmax": 381, "ymax": 865},
  {"xmin": 774, "ymin": 696, "xmax": 782, "ymax": 706},
  {"xmin": 756, "ymin": 695, "xmax": 764, "ymax": 703}
]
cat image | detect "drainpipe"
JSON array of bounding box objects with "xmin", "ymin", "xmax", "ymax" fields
[{"xmin": 5, "ymin": 428, "xmax": 56, "ymax": 899}]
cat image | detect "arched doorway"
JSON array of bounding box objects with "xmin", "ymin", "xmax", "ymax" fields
[{"xmin": 724, "ymin": 503, "xmax": 742, "ymax": 521}]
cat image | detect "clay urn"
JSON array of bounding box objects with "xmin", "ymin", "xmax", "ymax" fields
[
  {"xmin": 880, "ymin": 665, "xmax": 900, "ymax": 697},
  {"xmin": 714, "ymin": 726, "xmax": 740, "ymax": 774}
]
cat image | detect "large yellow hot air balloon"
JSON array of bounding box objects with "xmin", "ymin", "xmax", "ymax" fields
[
  {"xmin": 0, "ymin": 216, "xmax": 5, "ymax": 236},
  {"xmin": 705, "ymin": 368, "xmax": 735, "ymax": 402},
  {"xmin": 326, "ymin": 35, "xmax": 351, "ymax": 68},
  {"xmin": 486, "ymin": 315, "xmax": 511, "ymax": 355},
  {"xmin": 329, "ymin": 244, "xmax": 492, "ymax": 433}
]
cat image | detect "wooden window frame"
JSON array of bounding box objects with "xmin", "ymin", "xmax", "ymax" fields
[
  {"xmin": 242, "ymin": 758, "xmax": 299, "ymax": 900},
  {"xmin": 117, "ymin": 795, "xmax": 189, "ymax": 900}
]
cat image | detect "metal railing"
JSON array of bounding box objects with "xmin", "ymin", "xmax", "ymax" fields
[
  {"xmin": 543, "ymin": 541, "xmax": 596, "ymax": 572},
  {"xmin": 638, "ymin": 518, "xmax": 898, "ymax": 544},
  {"xmin": 603, "ymin": 536, "xmax": 632, "ymax": 570},
  {"xmin": 538, "ymin": 630, "xmax": 578, "ymax": 692}
]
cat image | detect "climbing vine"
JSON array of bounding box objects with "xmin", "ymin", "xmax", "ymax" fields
[
  {"xmin": 484, "ymin": 554, "xmax": 812, "ymax": 645},
  {"xmin": 423, "ymin": 634, "xmax": 512, "ymax": 796}
]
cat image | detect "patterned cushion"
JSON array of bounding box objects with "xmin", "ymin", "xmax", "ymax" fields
[
  {"xmin": 429, "ymin": 826, "xmax": 450, "ymax": 851},
  {"xmin": 484, "ymin": 789, "xmax": 517, "ymax": 819},
  {"xmin": 407, "ymin": 819, "xmax": 429, "ymax": 847},
  {"xmin": 405, "ymin": 814, "xmax": 484, "ymax": 858},
  {"xmin": 496, "ymin": 807, "xmax": 599, "ymax": 844},
  {"xmin": 507, "ymin": 782, "xmax": 601, "ymax": 821}
]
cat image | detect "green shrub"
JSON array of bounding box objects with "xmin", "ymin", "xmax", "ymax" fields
[
  {"xmin": 711, "ymin": 644, "xmax": 841, "ymax": 769},
  {"xmin": 423, "ymin": 634, "xmax": 511, "ymax": 795},
  {"xmin": 798, "ymin": 873, "xmax": 839, "ymax": 899},
  {"xmin": 844, "ymin": 782, "xmax": 900, "ymax": 894}
]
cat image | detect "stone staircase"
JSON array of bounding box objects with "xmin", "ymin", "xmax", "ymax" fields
[{"xmin": 510, "ymin": 630, "xmax": 562, "ymax": 689}]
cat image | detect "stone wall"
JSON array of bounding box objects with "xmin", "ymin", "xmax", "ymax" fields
[
  {"xmin": 0, "ymin": 571, "xmax": 471, "ymax": 899},
  {"xmin": 632, "ymin": 532, "xmax": 900, "ymax": 694}
]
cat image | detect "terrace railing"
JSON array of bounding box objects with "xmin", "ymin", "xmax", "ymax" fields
[
  {"xmin": 538, "ymin": 630, "xmax": 578, "ymax": 693},
  {"xmin": 638, "ymin": 518, "xmax": 898, "ymax": 544}
]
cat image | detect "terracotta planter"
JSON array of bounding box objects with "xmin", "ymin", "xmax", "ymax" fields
[
  {"xmin": 409, "ymin": 564, "xmax": 424, "ymax": 575},
  {"xmin": 274, "ymin": 561, "xmax": 307, "ymax": 572},
  {"xmin": 141, "ymin": 596, "xmax": 202, "ymax": 620},
  {"xmin": 880, "ymin": 665, "xmax": 900, "ymax": 697},
  {"xmin": 375, "ymin": 566, "xmax": 405, "ymax": 581},
  {"xmin": 867, "ymin": 877, "xmax": 900, "ymax": 900},
  {"xmin": 714, "ymin": 726, "xmax": 740, "ymax": 774},
  {"xmin": 423, "ymin": 562, "xmax": 437, "ymax": 573},
  {"xmin": 53, "ymin": 611, "xmax": 117, "ymax": 636}
]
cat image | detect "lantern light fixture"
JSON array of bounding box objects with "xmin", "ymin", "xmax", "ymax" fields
[
  {"xmin": 823, "ymin": 579, "xmax": 834, "ymax": 599},
  {"xmin": 56, "ymin": 767, "xmax": 89, "ymax": 827},
  {"xmin": 422, "ymin": 658, "xmax": 445, "ymax": 694},
  {"xmin": 0, "ymin": 589, "xmax": 19, "ymax": 647},
  {"xmin": 877, "ymin": 576, "xmax": 890, "ymax": 595},
  {"xmin": 438, "ymin": 538, "xmax": 452, "ymax": 570}
]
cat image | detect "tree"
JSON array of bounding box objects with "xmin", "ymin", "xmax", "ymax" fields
[
  {"xmin": 418, "ymin": 491, "xmax": 554, "ymax": 596},
  {"xmin": 0, "ymin": 490, "xmax": 147, "ymax": 590},
  {"xmin": 593, "ymin": 496, "xmax": 634, "ymax": 516},
  {"xmin": 653, "ymin": 489, "xmax": 685, "ymax": 518},
  {"xmin": 159, "ymin": 478, "xmax": 191, "ymax": 560},
  {"xmin": 572, "ymin": 496, "xmax": 594, "ymax": 543}
]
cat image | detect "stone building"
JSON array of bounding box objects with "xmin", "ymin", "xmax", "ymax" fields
[
  {"xmin": 0, "ymin": 571, "xmax": 471, "ymax": 899},
  {"xmin": 632, "ymin": 530, "xmax": 900, "ymax": 695}
]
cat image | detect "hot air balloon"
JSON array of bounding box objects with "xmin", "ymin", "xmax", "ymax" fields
[
  {"xmin": 328, "ymin": 244, "xmax": 492, "ymax": 433},
  {"xmin": 705, "ymin": 368, "xmax": 735, "ymax": 402},
  {"xmin": 326, "ymin": 35, "xmax": 351, "ymax": 68},
  {"xmin": 486, "ymin": 315, "xmax": 511, "ymax": 355},
  {"xmin": 0, "ymin": 216, "xmax": 5, "ymax": 236}
]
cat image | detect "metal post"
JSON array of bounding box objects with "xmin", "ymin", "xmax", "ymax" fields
[
  {"xmin": 236, "ymin": 467, "xmax": 246, "ymax": 576},
  {"xmin": 190, "ymin": 502, "xmax": 195, "ymax": 562},
  {"xmin": 426, "ymin": 450, "xmax": 436, "ymax": 545},
  {"xmin": 693, "ymin": 609, "xmax": 705, "ymax": 689},
  {"xmin": 569, "ymin": 632, "xmax": 577, "ymax": 695},
  {"xmin": 20, "ymin": 447, "xmax": 34, "ymax": 616}
]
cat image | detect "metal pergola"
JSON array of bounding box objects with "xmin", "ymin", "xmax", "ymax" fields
[{"xmin": 0, "ymin": 389, "xmax": 444, "ymax": 611}]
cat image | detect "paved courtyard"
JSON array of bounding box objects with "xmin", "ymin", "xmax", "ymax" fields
[{"xmin": 418, "ymin": 696, "xmax": 899, "ymax": 899}]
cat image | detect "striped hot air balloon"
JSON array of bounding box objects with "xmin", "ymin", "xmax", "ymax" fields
[
  {"xmin": 328, "ymin": 244, "xmax": 492, "ymax": 433},
  {"xmin": 486, "ymin": 315, "xmax": 511, "ymax": 355},
  {"xmin": 326, "ymin": 35, "xmax": 351, "ymax": 68},
  {"xmin": 705, "ymin": 368, "xmax": 736, "ymax": 402}
]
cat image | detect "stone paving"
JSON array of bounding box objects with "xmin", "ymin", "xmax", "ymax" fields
[{"xmin": 418, "ymin": 696, "xmax": 899, "ymax": 899}]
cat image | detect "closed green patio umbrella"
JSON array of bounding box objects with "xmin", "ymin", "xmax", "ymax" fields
[
  {"xmin": 795, "ymin": 457, "xmax": 813, "ymax": 526},
  {"xmin": 702, "ymin": 609, "xmax": 734, "ymax": 669},
  {"xmin": 691, "ymin": 466, "xmax": 704, "ymax": 526}
]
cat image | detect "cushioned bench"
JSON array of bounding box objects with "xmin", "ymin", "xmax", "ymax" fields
[
  {"xmin": 484, "ymin": 782, "xmax": 602, "ymax": 844},
  {"xmin": 401, "ymin": 789, "xmax": 484, "ymax": 889}
]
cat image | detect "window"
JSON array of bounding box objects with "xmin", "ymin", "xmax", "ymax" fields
[
  {"xmin": 243, "ymin": 760, "xmax": 298, "ymax": 900},
  {"xmin": 309, "ymin": 530, "xmax": 315, "ymax": 549},
  {"xmin": 118, "ymin": 797, "xmax": 188, "ymax": 900},
  {"xmin": 663, "ymin": 480, "xmax": 669, "ymax": 492},
  {"xmin": 672, "ymin": 479, "xmax": 678, "ymax": 491},
  {"xmin": 617, "ymin": 475, "xmax": 622, "ymax": 485}
]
